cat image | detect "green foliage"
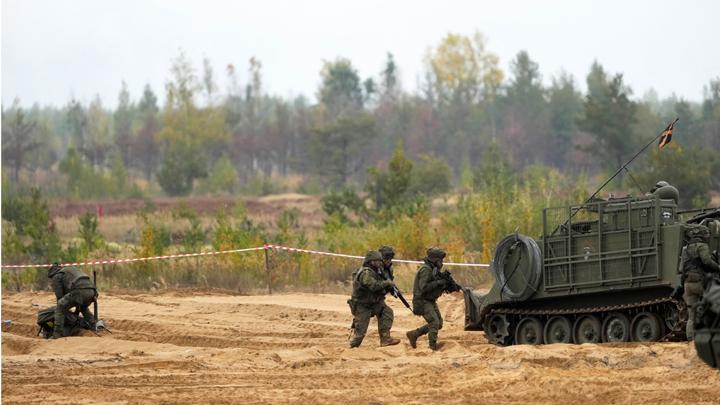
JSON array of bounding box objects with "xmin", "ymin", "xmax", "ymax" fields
[
  {"xmin": 212, "ymin": 205, "xmax": 266, "ymax": 251},
  {"xmin": 172, "ymin": 204, "xmax": 207, "ymax": 253},
  {"xmin": 318, "ymin": 58, "xmax": 365, "ymax": 117},
  {"xmin": 85, "ymin": 95, "xmax": 113, "ymax": 167},
  {"xmin": 113, "ymin": 81, "xmax": 135, "ymax": 164},
  {"xmin": 4, "ymin": 42, "xmax": 719, "ymax": 205},
  {"xmin": 78, "ymin": 212, "xmax": 104, "ymax": 253},
  {"xmin": 2, "ymin": 101, "xmax": 40, "ymax": 181},
  {"xmin": 425, "ymin": 32, "xmax": 503, "ymax": 105},
  {"xmin": 109, "ymin": 151, "xmax": 128, "ymax": 194},
  {"xmin": 409, "ymin": 154, "xmax": 453, "ymax": 196},
  {"xmin": 321, "ymin": 188, "xmax": 368, "ymax": 225},
  {"xmin": 366, "ymin": 142, "xmax": 413, "ymax": 209},
  {"xmin": 0, "ymin": 188, "xmax": 76, "ymax": 287},
  {"xmin": 455, "ymin": 166, "xmax": 586, "ymax": 262},
  {"xmin": 309, "ymin": 112, "xmax": 376, "ymax": 187},
  {"xmin": 548, "ymin": 72, "xmax": 583, "ymax": 164},
  {"xmin": 243, "ymin": 173, "xmax": 281, "ymax": 196},
  {"xmin": 578, "ymin": 62, "xmax": 637, "ymax": 170},
  {"xmin": 198, "ymin": 155, "xmax": 239, "ymax": 194},
  {"xmin": 135, "ymin": 211, "xmax": 172, "ymax": 257},
  {"xmin": 274, "ymin": 208, "xmax": 301, "ymax": 245},
  {"xmin": 58, "ymin": 148, "xmax": 117, "ymax": 198},
  {"xmin": 297, "ymin": 177, "xmax": 323, "ymax": 195},
  {"xmin": 157, "ymin": 51, "xmax": 229, "ymax": 196},
  {"xmin": 473, "ymin": 140, "xmax": 515, "ymax": 195},
  {"xmin": 636, "ymin": 144, "xmax": 713, "ymax": 208},
  {"xmin": 157, "ymin": 142, "xmax": 208, "ymax": 196}
]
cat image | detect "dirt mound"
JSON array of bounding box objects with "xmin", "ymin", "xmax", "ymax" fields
[{"xmin": 3, "ymin": 291, "xmax": 718, "ymax": 404}]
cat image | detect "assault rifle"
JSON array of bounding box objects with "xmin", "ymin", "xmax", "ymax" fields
[
  {"xmin": 381, "ymin": 268, "xmax": 412, "ymax": 311},
  {"xmin": 439, "ymin": 270, "xmax": 462, "ymax": 293}
]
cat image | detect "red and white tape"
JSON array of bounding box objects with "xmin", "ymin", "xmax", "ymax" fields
[
  {"xmin": 264, "ymin": 244, "xmax": 489, "ymax": 268},
  {"xmin": 1, "ymin": 244, "xmax": 489, "ymax": 270},
  {"xmin": 0, "ymin": 247, "xmax": 266, "ymax": 269}
]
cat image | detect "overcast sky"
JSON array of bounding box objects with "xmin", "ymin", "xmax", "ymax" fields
[{"xmin": 2, "ymin": 0, "xmax": 719, "ymax": 109}]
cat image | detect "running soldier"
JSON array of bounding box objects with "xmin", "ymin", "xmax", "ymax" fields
[
  {"xmin": 407, "ymin": 247, "xmax": 449, "ymax": 351},
  {"xmin": 347, "ymin": 251, "xmax": 401, "ymax": 348}
]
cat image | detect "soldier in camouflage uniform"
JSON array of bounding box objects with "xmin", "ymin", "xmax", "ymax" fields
[
  {"xmin": 348, "ymin": 251, "xmax": 401, "ymax": 348},
  {"xmin": 48, "ymin": 264, "xmax": 97, "ymax": 338},
  {"xmin": 407, "ymin": 247, "xmax": 448, "ymax": 351},
  {"xmin": 378, "ymin": 245, "xmax": 395, "ymax": 281},
  {"xmin": 681, "ymin": 225, "xmax": 720, "ymax": 339}
]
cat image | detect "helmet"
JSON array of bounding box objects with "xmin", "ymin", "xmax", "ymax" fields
[
  {"xmin": 363, "ymin": 250, "xmax": 382, "ymax": 264},
  {"xmin": 47, "ymin": 262, "xmax": 62, "ymax": 278},
  {"xmin": 426, "ymin": 247, "xmax": 447, "ymax": 261},
  {"xmin": 653, "ymin": 183, "xmax": 679, "ymax": 204},
  {"xmin": 686, "ymin": 224, "xmax": 711, "ymax": 242},
  {"xmin": 378, "ymin": 245, "xmax": 395, "ymax": 260},
  {"xmin": 655, "ymin": 181, "xmax": 669, "ymax": 189}
]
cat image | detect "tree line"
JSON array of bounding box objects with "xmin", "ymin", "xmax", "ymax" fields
[{"xmin": 3, "ymin": 32, "xmax": 719, "ymax": 204}]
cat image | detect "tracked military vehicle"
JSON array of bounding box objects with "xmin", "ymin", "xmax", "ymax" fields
[{"xmin": 463, "ymin": 184, "xmax": 720, "ymax": 345}]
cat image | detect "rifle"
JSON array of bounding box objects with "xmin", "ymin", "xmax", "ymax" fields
[
  {"xmin": 438, "ymin": 269, "xmax": 462, "ymax": 293},
  {"xmin": 380, "ymin": 267, "xmax": 412, "ymax": 311}
]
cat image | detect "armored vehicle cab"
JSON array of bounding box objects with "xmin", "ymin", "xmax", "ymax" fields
[{"xmin": 464, "ymin": 184, "xmax": 720, "ymax": 345}]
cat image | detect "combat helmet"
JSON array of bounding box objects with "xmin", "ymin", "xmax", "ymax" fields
[
  {"xmin": 378, "ymin": 245, "xmax": 395, "ymax": 260},
  {"xmin": 363, "ymin": 250, "xmax": 383, "ymax": 265},
  {"xmin": 426, "ymin": 247, "xmax": 447, "ymax": 262},
  {"xmin": 652, "ymin": 181, "xmax": 679, "ymax": 204},
  {"xmin": 685, "ymin": 224, "xmax": 711, "ymax": 242},
  {"xmin": 47, "ymin": 262, "xmax": 62, "ymax": 278}
]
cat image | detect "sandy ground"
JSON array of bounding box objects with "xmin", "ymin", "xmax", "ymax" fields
[{"xmin": 2, "ymin": 291, "xmax": 719, "ymax": 404}]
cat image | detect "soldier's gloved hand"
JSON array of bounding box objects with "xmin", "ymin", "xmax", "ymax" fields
[
  {"xmin": 432, "ymin": 279, "xmax": 447, "ymax": 289},
  {"xmin": 382, "ymin": 280, "xmax": 395, "ymax": 289}
]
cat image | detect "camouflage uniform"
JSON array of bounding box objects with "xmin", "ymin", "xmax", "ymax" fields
[
  {"xmin": 407, "ymin": 247, "xmax": 448, "ymax": 350},
  {"xmin": 348, "ymin": 251, "xmax": 400, "ymax": 348},
  {"xmin": 681, "ymin": 226, "xmax": 720, "ymax": 339},
  {"xmin": 694, "ymin": 277, "xmax": 720, "ymax": 368},
  {"xmin": 48, "ymin": 265, "xmax": 97, "ymax": 338}
]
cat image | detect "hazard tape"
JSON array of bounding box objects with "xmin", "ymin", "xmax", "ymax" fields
[
  {"xmin": 1, "ymin": 244, "xmax": 489, "ymax": 270},
  {"xmin": 0, "ymin": 247, "xmax": 266, "ymax": 270},
  {"xmin": 264, "ymin": 244, "xmax": 490, "ymax": 268}
]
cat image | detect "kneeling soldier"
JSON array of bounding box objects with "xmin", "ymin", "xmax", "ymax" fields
[
  {"xmin": 407, "ymin": 247, "xmax": 448, "ymax": 351},
  {"xmin": 348, "ymin": 251, "xmax": 400, "ymax": 348},
  {"xmin": 48, "ymin": 264, "xmax": 97, "ymax": 339}
]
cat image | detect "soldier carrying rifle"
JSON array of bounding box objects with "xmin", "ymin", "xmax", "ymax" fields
[
  {"xmin": 407, "ymin": 247, "xmax": 461, "ymax": 351},
  {"xmin": 347, "ymin": 250, "xmax": 401, "ymax": 348}
]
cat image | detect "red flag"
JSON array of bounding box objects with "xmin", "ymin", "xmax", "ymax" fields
[{"xmin": 658, "ymin": 119, "xmax": 677, "ymax": 149}]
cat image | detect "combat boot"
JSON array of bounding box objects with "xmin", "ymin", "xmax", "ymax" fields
[
  {"xmin": 380, "ymin": 331, "xmax": 400, "ymax": 347},
  {"xmin": 406, "ymin": 330, "xmax": 419, "ymax": 348},
  {"xmin": 429, "ymin": 340, "xmax": 439, "ymax": 351},
  {"xmin": 51, "ymin": 329, "xmax": 63, "ymax": 340}
]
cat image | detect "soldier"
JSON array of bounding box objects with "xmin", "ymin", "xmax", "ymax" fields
[
  {"xmin": 47, "ymin": 264, "xmax": 97, "ymax": 339},
  {"xmin": 348, "ymin": 251, "xmax": 400, "ymax": 348},
  {"xmin": 681, "ymin": 225, "xmax": 720, "ymax": 339},
  {"xmin": 378, "ymin": 245, "xmax": 395, "ymax": 281},
  {"xmin": 694, "ymin": 275, "xmax": 720, "ymax": 369},
  {"xmin": 407, "ymin": 247, "xmax": 448, "ymax": 351}
]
